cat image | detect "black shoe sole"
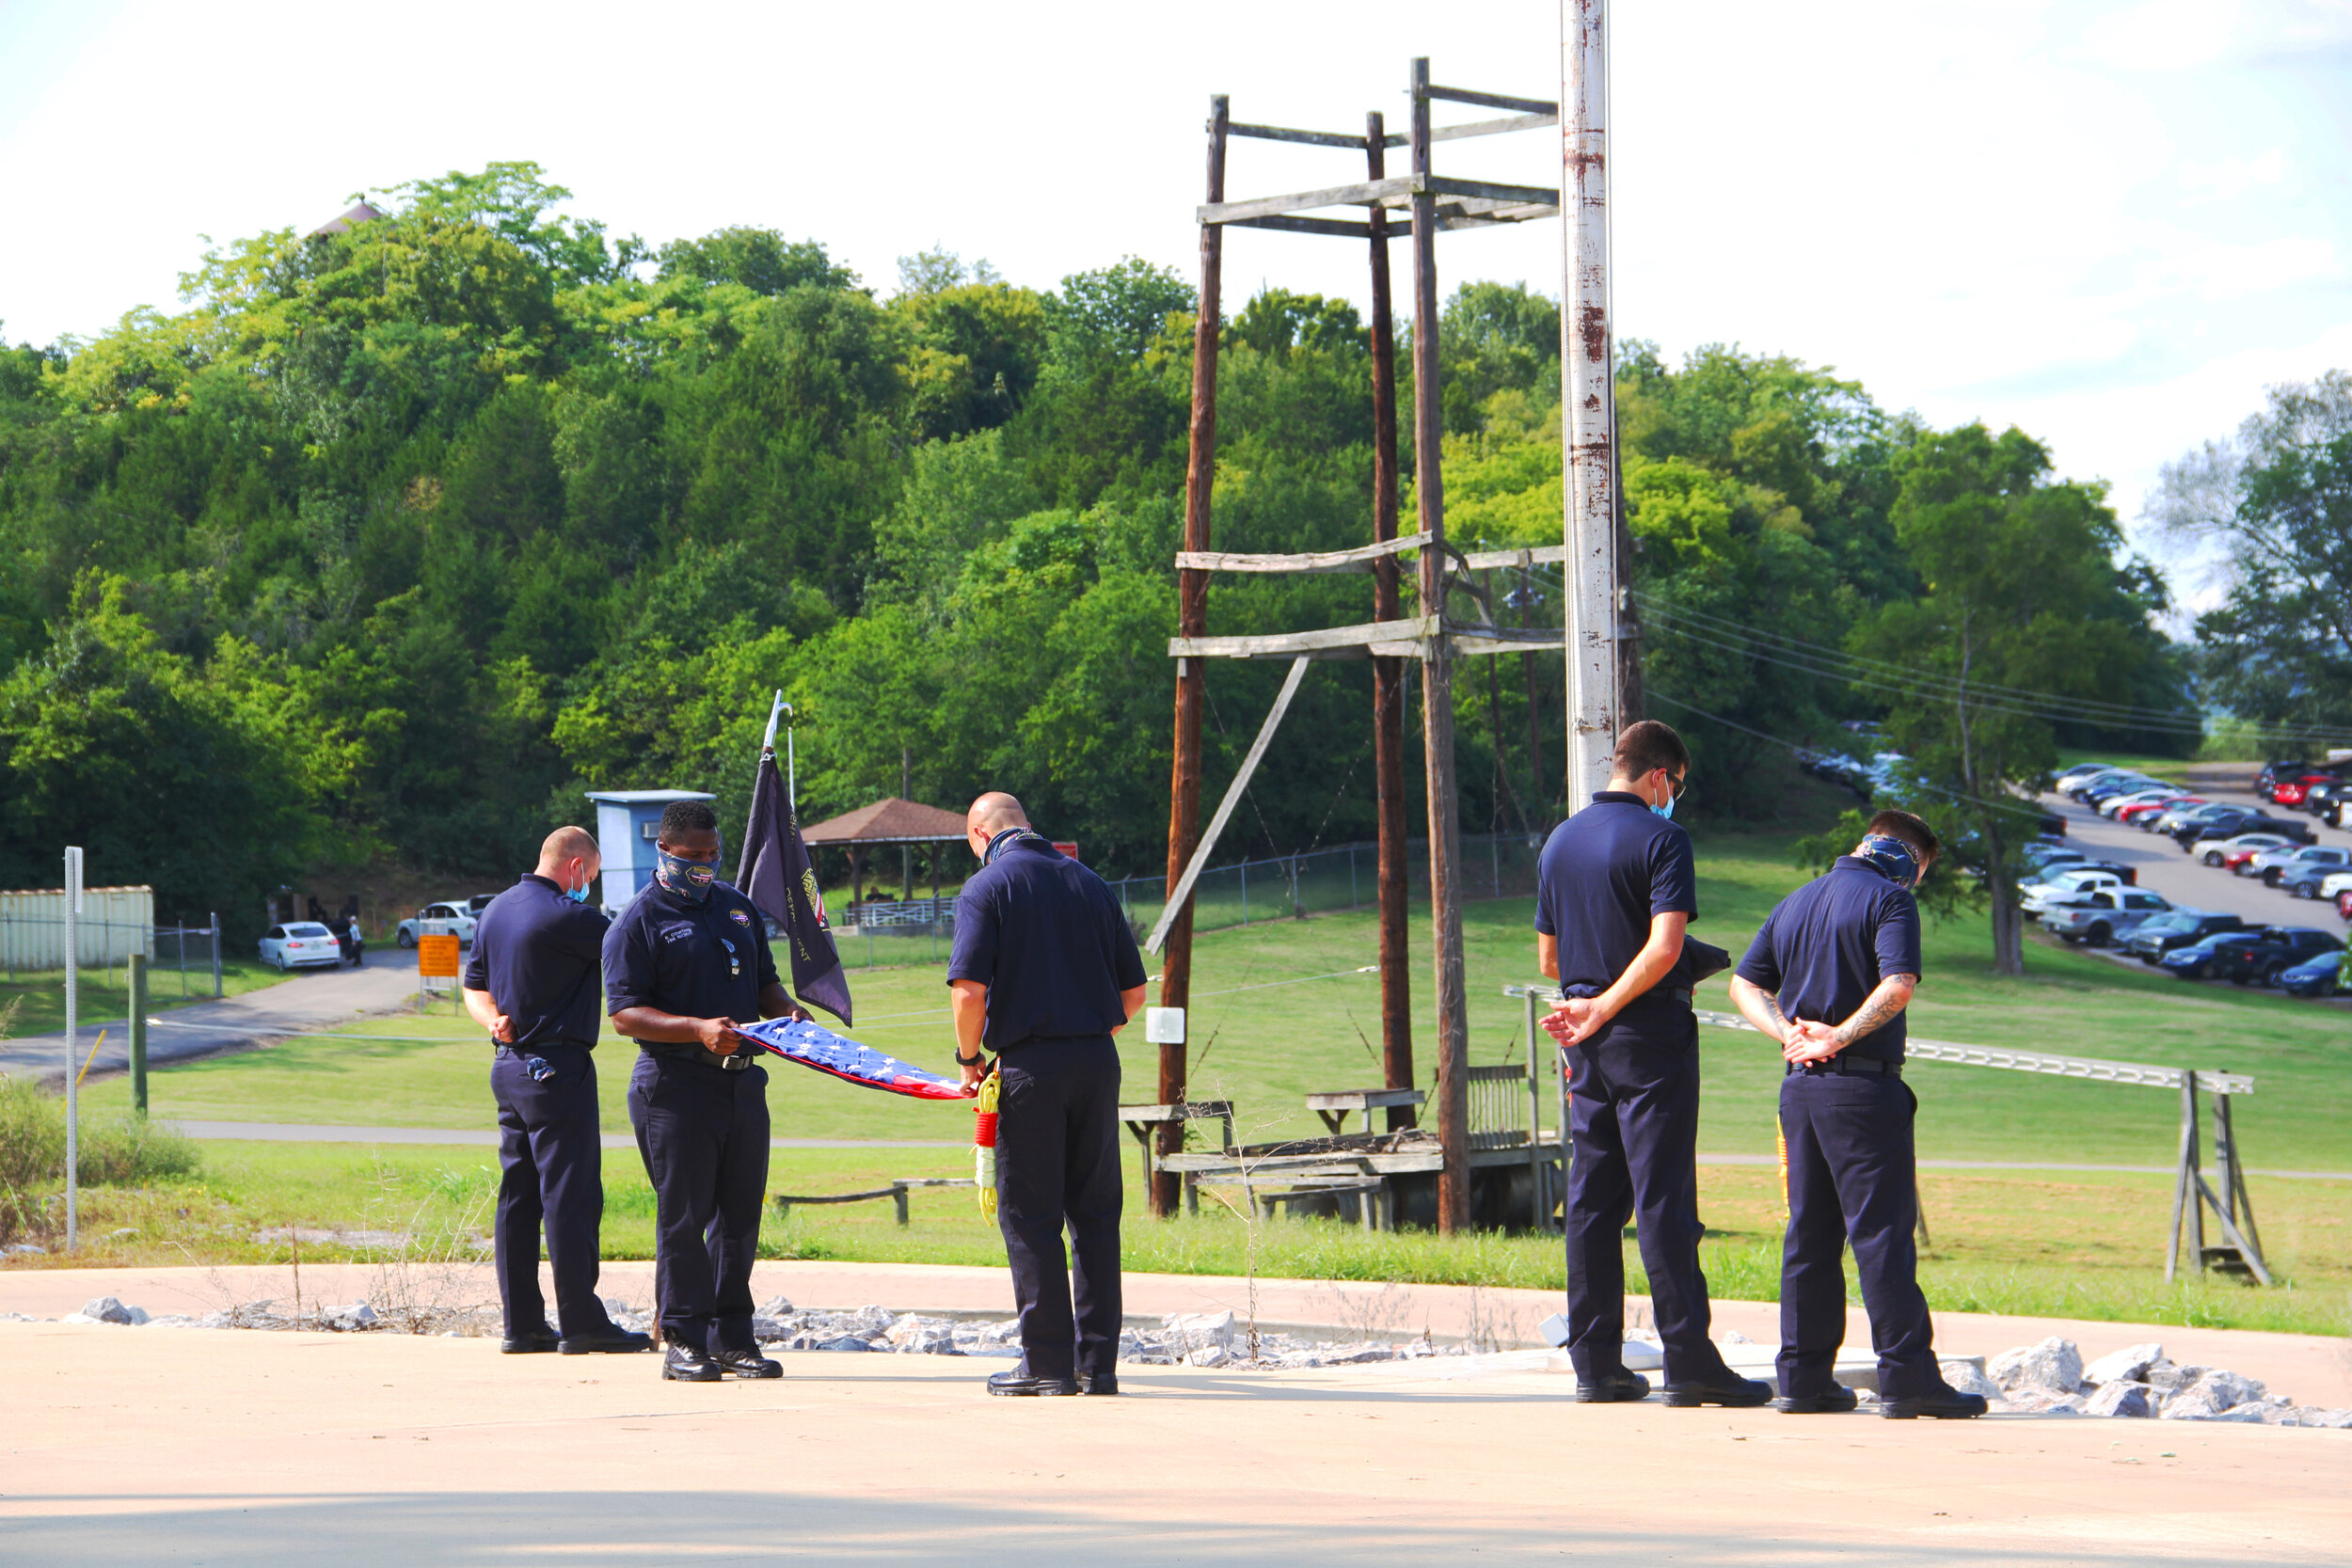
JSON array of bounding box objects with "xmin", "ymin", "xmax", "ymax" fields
[
  {"xmin": 1075, "ymin": 1382, "xmax": 1119, "ymax": 1396},
  {"xmin": 987, "ymin": 1380, "xmax": 1080, "ymax": 1397},
  {"xmin": 1772, "ymin": 1395, "xmax": 1860, "ymax": 1414},
  {"xmin": 661, "ymin": 1362, "xmax": 722, "ymax": 1383},
  {"xmin": 719, "ymin": 1364, "xmax": 783, "ymax": 1379},
  {"xmin": 500, "ymin": 1340, "xmax": 559, "ymax": 1354},
  {"xmin": 1572, "ymin": 1377, "xmax": 1651, "ymax": 1403},
  {"xmin": 560, "ymin": 1338, "xmax": 652, "ymax": 1354},
  {"xmin": 1879, "ymin": 1401, "xmax": 1986, "ymax": 1419},
  {"xmin": 1662, "ymin": 1386, "xmax": 1774, "ymax": 1408}
]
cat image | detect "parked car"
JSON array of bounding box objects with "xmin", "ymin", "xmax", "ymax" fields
[
  {"xmin": 2117, "ymin": 794, "xmax": 2201, "ymax": 826},
  {"xmin": 2021, "ymin": 844, "xmax": 2088, "ymax": 876},
  {"xmin": 2021, "ymin": 869, "xmax": 2126, "ymax": 918},
  {"xmin": 465, "ymin": 893, "xmax": 501, "ymax": 914},
  {"xmin": 2298, "ymin": 777, "xmax": 2349, "ymax": 818},
  {"xmin": 2055, "ymin": 762, "xmax": 2124, "ymax": 793},
  {"xmin": 2206, "ymin": 926, "xmax": 2344, "ymax": 987},
  {"xmin": 260, "ymin": 922, "xmax": 345, "ymax": 973},
  {"xmin": 2322, "ymin": 870, "xmax": 2352, "ymax": 922},
  {"xmin": 2084, "ymin": 775, "xmax": 2165, "ymax": 808},
  {"xmin": 2188, "ymin": 831, "xmax": 2285, "ymax": 866},
  {"xmin": 2221, "ymin": 839, "xmax": 2289, "ymax": 874},
  {"xmin": 2158, "ymin": 931, "xmax": 2240, "ymax": 980},
  {"xmin": 2098, "ymin": 788, "xmax": 2178, "ymax": 819},
  {"xmin": 2044, "ymin": 887, "xmax": 2174, "ymax": 947},
  {"xmin": 2254, "ymin": 759, "xmax": 2314, "ymax": 796},
  {"xmin": 2181, "ymin": 811, "xmax": 2315, "ymax": 849},
  {"xmin": 2066, "ymin": 768, "xmax": 2150, "ymax": 803},
  {"xmin": 395, "ymin": 901, "xmax": 481, "ymax": 948},
  {"xmin": 2269, "ymin": 772, "xmax": 2342, "ymax": 809},
  {"xmin": 2122, "ymin": 911, "xmax": 2245, "ymax": 964},
  {"xmin": 2270, "ymin": 846, "xmax": 2352, "ymax": 896},
  {"xmin": 2278, "ymin": 950, "xmax": 2345, "ymax": 999},
  {"xmin": 2154, "ymin": 801, "xmax": 2234, "ymax": 836}
]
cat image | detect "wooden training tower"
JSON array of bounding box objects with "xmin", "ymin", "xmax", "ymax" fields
[{"xmin": 1146, "ymin": 59, "xmax": 1573, "ymax": 1235}]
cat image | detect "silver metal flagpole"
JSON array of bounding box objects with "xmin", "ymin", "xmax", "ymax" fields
[{"xmin": 63, "ymin": 846, "xmax": 82, "ymax": 1252}]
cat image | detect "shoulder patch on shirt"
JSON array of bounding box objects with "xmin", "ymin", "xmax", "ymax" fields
[{"xmin": 729, "ymin": 908, "xmax": 754, "ymax": 927}]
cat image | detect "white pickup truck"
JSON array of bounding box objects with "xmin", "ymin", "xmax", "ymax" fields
[
  {"xmin": 2042, "ymin": 887, "xmax": 2173, "ymax": 947},
  {"xmin": 396, "ymin": 900, "xmax": 481, "ymax": 948},
  {"xmin": 2020, "ymin": 869, "xmax": 2126, "ymax": 919}
]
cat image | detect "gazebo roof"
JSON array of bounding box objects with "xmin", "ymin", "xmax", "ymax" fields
[{"xmin": 800, "ymin": 797, "xmax": 967, "ymax": 847}]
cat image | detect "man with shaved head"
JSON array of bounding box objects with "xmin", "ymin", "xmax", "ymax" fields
[
  {"xmin": 465, "ymin": 826, "xmax": 649, "ymax": 1357},
  {"xmin": 948, "ymin": 792, "xmax": 1147, "ymax": 1396}
]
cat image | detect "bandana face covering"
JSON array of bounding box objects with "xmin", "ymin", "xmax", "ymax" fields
[
  {"xmin": 983, "ymin": 828, "xmax": 1051, "ymax": 866},
  {"xmin": 656, "ymin": 847, "xmax": 719, "ymax": 903},
  {"xmin": 1855, "ymin": 833, "xmax": 1921, "ymax": 888}
]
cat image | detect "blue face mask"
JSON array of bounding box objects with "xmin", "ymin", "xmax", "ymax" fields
[
  {"xmin": 564, "ymin": 874, "xmax": 592, "ymax": 905},
  {"xmin": 983, "ymin": 827, "xmax": 1048, "ymax": 865},
  {"xmin": 1650, "ymin": 794, "xmax": 1676, "ymax": 821},
  {"xmin": 1856, "ymin": 833, "xmax": 1921, "ymax": 888},
  {"xmin": 655, "ymin": 846, "xmax": 719, "ymax": 903}
]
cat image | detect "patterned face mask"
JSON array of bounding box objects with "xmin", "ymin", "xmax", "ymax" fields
[
  {"xmin": 982, "ymin": 828, "xmax": 1051, "ymax": 866},
  {"xmin": 656, "ymin": 846, "xmax": 719, "ymax": 903},
  {"xmin": 1855, "ymin": 833, "xmax": 1922, "ymax": 888}
]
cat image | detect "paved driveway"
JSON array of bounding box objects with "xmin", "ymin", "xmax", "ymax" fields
[{"xmin": 0, "ymin": 948, "xmax": 429, "ymax": 1084}]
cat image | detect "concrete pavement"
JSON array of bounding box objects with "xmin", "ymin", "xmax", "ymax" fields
[
  {"xmin": 2, "ymin": 1263, "xmax": 2346, "ymax": 1565},
  {"xmin": 0, "ymin": 947, "xmax": 426, "ymax": 1084},
  {"xmin": 2042, "ymin": 773, "xmax": 2352, "ymax": 937}
]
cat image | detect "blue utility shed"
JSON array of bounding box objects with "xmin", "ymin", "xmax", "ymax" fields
[{"xmin": 584, "ymin": 789, "xmax": 718, "ymax": 911}]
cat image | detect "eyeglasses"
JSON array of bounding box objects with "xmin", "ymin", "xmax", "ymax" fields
[{"xmin": 1661, "ymin": 770, "xmax": 1690, "ymax": 801}]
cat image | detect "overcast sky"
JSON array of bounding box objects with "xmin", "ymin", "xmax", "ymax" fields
[{"xmin": 3, "ymin": 0, "xmax": 2346, "ymax": 591}]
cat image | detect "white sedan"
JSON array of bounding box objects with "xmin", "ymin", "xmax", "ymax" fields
[
  {"xmin": 260, "ymin": 922, "xmax": 344, "ymax": 972},
  {"xmin": 2021, "ymin": 870, "xmax": 2126, "ymax": 919}
]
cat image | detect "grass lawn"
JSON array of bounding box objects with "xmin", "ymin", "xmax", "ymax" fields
[
  {"xmin": 39, "ymin": 832, "xmax": 2352, "ymax": 1336},
  {"xmin": 0, "ymin": 956, "xmax": 289, "ymax": 1040}
]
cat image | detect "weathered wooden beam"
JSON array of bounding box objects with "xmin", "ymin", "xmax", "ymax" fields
[
  {"xmin": 1425, "ymin": 174, "xmax": 1561, "ymax": 207},
  {"xmin": 1455, "ymin": 543, "xmax": 1568, "ymax": 570},
  {"xmin": 1168, "ymin": 616, "xmax": 1438, "ymax": 660},
  {"xmin": 1368, "ymin": 106, "xmax": 1415, "ymax": 1132},
  {"xmin": 1427, "ymin": 84, "xmax": 1559, "ymax": 116},
  {"xmin": 1229, "ymin": 120, "xmax": 1368, "ymax": 150},
  {"xmin": 1175, "ymin": 532, "xmax": 1430, "ymax": 574},
  {"xmin": 1146, "ymin": 656, "xmax": 1313, "ymax": 955},
  {"xmin": 1200, "ymin": 176, "xmax": 1414, "ymax": 226},
  {"xmin": 1436, "ymin": 205, "xmax": 1560, "ymax": 231},
  {"xmin": 1226, "ymin": 214, "xmax": 1377, "ymax": 241},
  {"xmin": 1431, "ymin": 111, "xmax": 1559, "ymax": 143}
]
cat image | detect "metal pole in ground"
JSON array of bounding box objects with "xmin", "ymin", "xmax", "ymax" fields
[
  {"xmin": 1562, "ymin": 0, "xmax": 1620, "ymax": 799},
  {"xmin": 63, "ymin": 847, "xmax": 82, "ymax": 1252},
  {"xmin": 209, "ymin": 912, "xmax": 221, "ymax": 998},
  {"xmin": 129, "ymin": 952, "xmax": 149, "ymax": 1117}
]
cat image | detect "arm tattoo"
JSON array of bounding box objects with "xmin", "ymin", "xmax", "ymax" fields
[
  {"xmin": 1836, "ymin": 976, "xmax": 1916, "ymax": 1048},
  {"xmin": 1757, "ymin": 991, "xmax": 1793, "ymax": 1042}
]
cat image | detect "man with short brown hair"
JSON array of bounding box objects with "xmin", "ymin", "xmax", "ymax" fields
[{"xmin": 1536, "ymin": 720, "xmax": 1768, "ymax": 1408}]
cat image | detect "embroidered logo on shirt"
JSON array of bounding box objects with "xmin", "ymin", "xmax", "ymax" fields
[{"xmin": 729, "ymin": 909, "xmax": 753, "ymax": 928}]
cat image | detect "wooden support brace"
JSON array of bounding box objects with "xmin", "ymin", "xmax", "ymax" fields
[
  {"xmin": 1227, "ymin": 214, "xmax": 1378, "ymax": 241},
  {"xmin": 1177, "ymin": 533, "xmax": 1431, "ymax": 574},
  {"xmin": 1200, "ymin": 174, "xmax": 1557, "ymax": 227},
  {"xmin": 1168, "ymin": 616, "xmax": 1438, "ymax": 661},
  {"xmin": 1426, "ymin": 84, "xmax": 1560, "ymax": 116},
  {"xmin": 1229, "ymin": 120, "xmax": 1368, "ymax": 150},
  {"xmin": 1145, "ymin": 656, "xmax": 1314, "ymax": 954}
]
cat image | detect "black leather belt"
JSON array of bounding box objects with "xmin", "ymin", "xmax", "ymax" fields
[
  {"xmin": 1793, "ymin": 1055, "xmax": 1902, "ymax": 1078},
  {"xmin": 644, "ymin": 1042, "xmax": 753, "ymax": 1072}
]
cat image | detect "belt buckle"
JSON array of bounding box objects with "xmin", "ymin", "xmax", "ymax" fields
[{"xmin": 720, "ymin": 1050, "xmax": 750, "ymax": 1072}]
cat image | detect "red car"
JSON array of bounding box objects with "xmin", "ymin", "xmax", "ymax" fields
[
  {"xmin": 2221, "ymin": 843, "xmax": 2275, "ymax": 873},
  {"xmin": 2117, "ymin": 795, "xmax": 2201, "ymax": 824},
  {"xmin": 2271, "ymin": 773, "xmax": 2341, "ymax": 807}
]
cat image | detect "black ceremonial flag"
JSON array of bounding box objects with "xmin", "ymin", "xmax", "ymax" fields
[{"xmin": 735, "ymin": 752, "xmax": 852, "ymax": 1025}]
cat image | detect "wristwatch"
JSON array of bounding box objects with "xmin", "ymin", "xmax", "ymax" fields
[{"xmin": 955, "ymin": 1050, "xmax": 987, "ymax": 1068}]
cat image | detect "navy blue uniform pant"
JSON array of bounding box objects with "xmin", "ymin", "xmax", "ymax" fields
[
  {"xmin": 1777, "ymin": 1069, "xmax": 1942, "ymax": 1399},
  {"xmin": 1563, "ymin": 1014, "xmax": 1732, "ymax": 1385},
  {"xmin": 492, "ymin": 1042, "xmax": 614, "ymax": 1339},
  {"xmin": 628, "ymin": 1051, "xmax": 771, "ymax": 1354},
  {"xmin": 994, "ymin": 1037, "xmax": 1122, "ymax": 1383}
]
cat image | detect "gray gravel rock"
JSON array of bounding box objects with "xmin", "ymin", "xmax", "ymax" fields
[
  {"xmin": 69, "ymin": 1296, "xmax": 148, "ymax": 1325},
  {"xmin": 2082, "ymin": 1342, "xmax": 2166, "ymax": 1386},
  {"xmin": 1941, "ymin": 1360, "xmax": 2003, "ymax": 1401},
  {"xmin": 1989, "ymin": 1337, "xmax": 2084, "ymax": 1397},
  {"xmin": 2085, "ymin": 1381, "xmax": 2154, "ymax": 1418}
]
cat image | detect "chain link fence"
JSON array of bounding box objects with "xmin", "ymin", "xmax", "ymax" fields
[
  {"xmin": 0, "ymin": 915, "xmax": 223, "ymax": 999},
  {"xmin": 818, "ymin": 832, "xmax": 1547, "ymax": 971}
]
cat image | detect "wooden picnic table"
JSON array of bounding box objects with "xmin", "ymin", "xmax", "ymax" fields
[{"xmin": 1303, "ymin": 1085, "xmax": 1427, "ymax": 1137}]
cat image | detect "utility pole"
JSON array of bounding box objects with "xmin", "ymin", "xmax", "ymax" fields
[
  {"xmin": 63, "ymin": 846, "xmax": 82, "ymax": 1251},
  {"xmin": 1410, "ymin": 57, "xmax": 1471, "ymax": 1236},
  {"xmin": 1365, "ymin": 107, "xmax": 1415, "ymax": 1129},
  {"xmin": 1156, "ymin": 94, "xmax": 1229, "ymax": 1218},
  {"xmin": 1562, "ymin": 0, "xmax": 1620, "ymax": 798}
]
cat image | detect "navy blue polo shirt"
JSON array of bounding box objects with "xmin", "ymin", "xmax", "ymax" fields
[
  {"xmin": 1733, "ymin": 857, "xmax": 1923, "ymax": 1063},
  {"xmin": 1535, "ymin": 791, "xmax": 1699, "ymax": 1015},
  {"xmin": 602, "ymin": 878, "xmax": 781, "ymax": 1035},
  {"xmin": 462, "ymin": 875, "xmax": 610, "ymax": 1049},
  {"xmin": 947, "ymin": 837, "xmax": 1147, "ymax": 1050}
]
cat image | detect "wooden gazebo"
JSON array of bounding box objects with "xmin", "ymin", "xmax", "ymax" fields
[{"xmin": 799, "ymin": 797, "xmax": 969, "ymax": 916}]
